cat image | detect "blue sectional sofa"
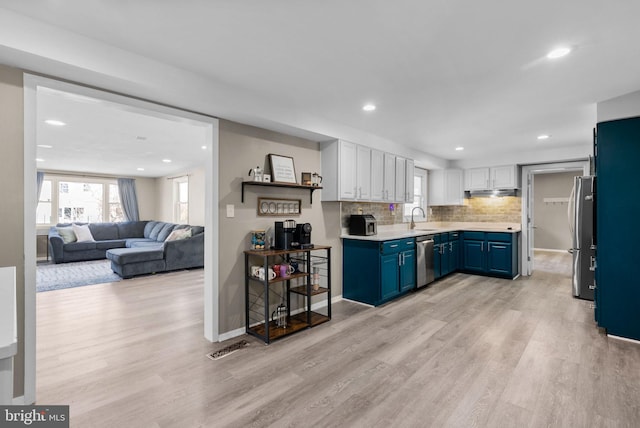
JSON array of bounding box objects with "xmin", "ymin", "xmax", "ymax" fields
[{"xmin": 48, "ymin": 220, "xmax": 204, "ymax": 278}]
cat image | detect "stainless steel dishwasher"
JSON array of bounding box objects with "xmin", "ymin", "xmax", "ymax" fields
[{"xmin": 415, "ymin": 235, "xmax": 435, "ymax": 289}]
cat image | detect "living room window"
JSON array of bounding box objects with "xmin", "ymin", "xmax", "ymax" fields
[
  {"xmin": 36, "ymin": 180, "xmax": 53, "ymax": 224},
  {"xmin": 36, "ymin": 174, "xmax": 123, "ymax": 225},
  {"xmin": 173, "ymin": 176, "xmax": 189, "ymax": 224}
]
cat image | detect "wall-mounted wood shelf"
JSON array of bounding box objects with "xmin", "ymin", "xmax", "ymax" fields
[{"xmin": 241, "ymin": 181, "xmax": 322, "ymax": 204}]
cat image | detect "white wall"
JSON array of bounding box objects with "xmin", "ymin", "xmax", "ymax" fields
[
  {"xmin": 217, "ymin": 120, "xmax": 342, "ymax": 334},
  {"xmin": 133, "ymin": 177, "xmax": 157, "ymax": 221},
  {"xmin": 598, "ymin": 89, "xmax": 640, "ymax": 122}
]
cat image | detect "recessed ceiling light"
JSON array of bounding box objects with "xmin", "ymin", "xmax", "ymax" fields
[
  {"xmin": 37, "ymin": 144, "xmax": 53, "ymax": 149},
  {"xmin": 44, "ymin": 119, "xmax": 66, "ymax": 126},
  {"xmin": 362, "ymin": 104, "xmax": 376, "ymax": 112},
  {"xmin": 547, "ymin": 47, "xmax": 571, "ymax": 59},
  {"xmin": 36, "ymin": 158, "xmax": 44, "ymax": 162},
  {"xmin": 137, "ymin": 167, "xmax": 145, "ymax": 171},
  {"xmin": 455, "ymin": 147, "xmax": 464, "ymax": 151},
  {"xmin": 201, "ymin": 145, "xmax": 207, "ymax": 150},
  {"xmin": 537, "ymin": 134, "xmax": 551, "ymax": 140},
  {"xmin": 162, "ymin": 159, "xmax": 172, "ymax": 163}
]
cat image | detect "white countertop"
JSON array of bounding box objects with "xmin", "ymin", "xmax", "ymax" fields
[{"xmin": 341, "ymin": 221, "xmax": 521, "ymax": 241}]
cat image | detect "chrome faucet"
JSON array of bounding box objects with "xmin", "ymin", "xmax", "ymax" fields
[{"xmin": 410, "ymin": 207, "xmax": 426, "ymax": 229}]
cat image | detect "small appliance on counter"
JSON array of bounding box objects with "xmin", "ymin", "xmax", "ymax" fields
[
  {"xmin": 274, "ymin": 219, "xmax": 297, "ymax": 250},
  {"xmin": 294, "ymin": 223, "xmax": 313, "ymax": 249},
  {"xmin": 349, "ymin": 214, "xmax": 377, "ymax": 236}
]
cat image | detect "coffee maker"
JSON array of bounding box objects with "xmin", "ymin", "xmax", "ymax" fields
[
  {"xmin": 294, "ymin": 223, "xmax": 313, "ymax": 249},
  {"xmin": 274, "ymin": 220, "xmax": 296, "ymax": 250}
]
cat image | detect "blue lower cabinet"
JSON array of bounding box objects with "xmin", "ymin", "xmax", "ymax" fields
[
  {"xmin": 449, "ymin": 238, "xmax": 460, "ymax": 273},
  {"xmin": 380, "ymin": 252, "xmax": 400, "ymax": 301},
  {"xmin": 399, "ymin": 250, "xmax": 416, "ymax": 292},
  {"xmin": 462, "ymin": 239, "xmax": 485, "ymax": 273},
  {"xmin": 343, "ymin": 238, "xmax": 416, "ymax": 306},
  {"xmin": 461, "ymin": 232, "xmax": 519, "ymax": 279}
]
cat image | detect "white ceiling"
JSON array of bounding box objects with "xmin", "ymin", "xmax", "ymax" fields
[
  {"xmin": 4, "ymin": 1, "xmax": 640, "ymax": 169},
  {"xmin": 36, "ymin": 87, "xmax": 211, "ymax": 178}
]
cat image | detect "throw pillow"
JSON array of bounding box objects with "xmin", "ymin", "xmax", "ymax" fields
[
  {"xmin": 165, "ymin": 228, "xmax": 192, "ymax": 242},
  {"xmin": 57, "ymin": 227, "xmax": 77, "ymax": 244},
  {"xmin": 72, "ymin": 224, "xmax": 95, "ymax": 242}
]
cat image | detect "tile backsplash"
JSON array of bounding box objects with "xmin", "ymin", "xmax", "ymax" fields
[
  {"xmin": 340, "ymin": 196, "xmax": 522, "ymax": 228},
  {"xmin": 430, "ymin": 196, "xmax": 522, "ymax": 223},
  {"xmin": 341, "ymin": 202, "xmax": 406, "ymax": 227}
]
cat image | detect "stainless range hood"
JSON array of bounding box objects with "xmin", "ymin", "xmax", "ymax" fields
[{"xmin": 465, "ymin": 189, "xmax": 518, "ymax": 198}]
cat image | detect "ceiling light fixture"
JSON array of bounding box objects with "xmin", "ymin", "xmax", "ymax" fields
[
  {"xmin": 36, "ymin": 158, "xmax": 44, "ymax": 162},
  {"xmin": 537, "ymin": 134, "xmax": 550, "ymax": 140},
  {"xmin": 201, "ymin": 145, "xmax": 207, "ymax": 150},
  {"xmin": 37, "ymin": 144, "xmax": 53, "ymax": 149},
  {"xmin": 546, "ymin": 47, "xmax": 571, "ymax": 59},
  {"xmin": 362, "ymin": 104, "xmax": 376, "ymax": 112},
  {"xmin": 162, "ymin": 159, "xmax": 172, "ymax": 163},
  {"xmin": 455, "ymin": 147, "xmax": 464, "ymax": 151},
  {"xmin": 44, "ymin": 119, "xmax": 66, "ymax": 126},
  {"xmin": 137, "ymin": 167, "xmax": 145, "ymax": 171}
]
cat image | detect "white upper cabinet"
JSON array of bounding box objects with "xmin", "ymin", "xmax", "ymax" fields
[
  {"xmin": 395, "ymin": 156, "xmax": 406, "ymax": 203},
  {"xmin": 464, "ymin": 168, "xmax": 490, "ymax": 191},
  {"xmin": 429, "ymin": 169, "xmax": 464, "ymax": 206},
  {"xmin": 356, "ymin": 145, "xmax": 371, "ymax": 200},
  {"xmin": 404, "ymin": 159, "xmax": 415, "ymax": 203},
  {"xmin": 370, "ymin": 149, "xmax": 384, "ymax": 201},
  {"xmin": 491, "ymin": 165, "xmax": 518, "ymax": 189},
  {"xmin": 464, "ymin": 165, "xmax": 518, "ymax": 190},
  {"xmin": 383, "ymin": 153, "xmax": 396, "ymax": 202},
  {"xmin": 321, "ymin": 139, "xmax": 415, "ymax": 202},
  {"xmin": 338, "ymin": 140, "xmax": 357, "ymax": 199}
]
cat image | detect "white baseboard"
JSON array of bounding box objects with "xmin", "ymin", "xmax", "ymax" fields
[
  {"xmin": 217, "ymin": 295, "xmax": 343, "ymax": 342},
  {"xmin": 341, "ymin": 297, "xmax": 374, "ymax": 308},
  {"xmin": 217, "ymin": 327, "xmax": 246, "ymax": 342},
  {"xmin": 12, "ymin": 395, "xmax": 26, "ymax": 405},
  {"xmin": 608, "ymin": 334, "xmax": 640, "ymax": 345}
]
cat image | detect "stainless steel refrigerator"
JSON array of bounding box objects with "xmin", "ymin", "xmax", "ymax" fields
[{"xmin": 568, "ymin": 176, "xmax": 595, "ymax": 301}]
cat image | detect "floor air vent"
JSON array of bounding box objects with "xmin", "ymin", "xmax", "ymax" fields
[{"xmin": 206, "ymin": 340, "xmax": 249, "ymax": 361}]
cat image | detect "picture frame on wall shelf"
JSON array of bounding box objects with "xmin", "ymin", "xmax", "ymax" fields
[
  {"xmin": 268, "ymin": 154, "xmax": 297, "ymax": 184},
  {"xmin": 301, "ymin": 172, "xmax": 312, "ymax": 186}
]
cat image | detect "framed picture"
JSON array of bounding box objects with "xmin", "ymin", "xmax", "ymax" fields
[
  {"xmin": 268, "ymin": 154, "xmax": 297, "ymax": 184},
  {"xmin": 301, "ymin": 172, "xmax": 312, "ymax": 186}
]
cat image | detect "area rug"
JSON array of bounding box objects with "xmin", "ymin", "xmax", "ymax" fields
[{"xmin": 37, "ymin": 259, "xmax": 122, "ymax": 292}]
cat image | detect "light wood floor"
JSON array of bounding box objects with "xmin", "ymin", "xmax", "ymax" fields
[{"xmin": 36, "ymin": 253, "xmax": 640, "ymax": 427}]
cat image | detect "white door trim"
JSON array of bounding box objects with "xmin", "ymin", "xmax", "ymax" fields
[
  {"xmin": 520, "ymin": 161, "xmax": 589, "ymax": 276},
  {"xmin": 23, "ymin": 74, "xmax": 220, "ymax": 404}
]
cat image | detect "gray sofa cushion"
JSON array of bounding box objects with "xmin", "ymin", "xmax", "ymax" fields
[
  {"xmin": 143, "ymin": 221, "xmax": 160, "ymax": 238},
  {"xmin": 191, "ymin": 226, "xmax": 205, "ymax": 236},
  {"xmin": 117, "ymin": 221, "xmax": 147, "ymax": 239},
  {"xmin": 129, "ymin": 241, "xmax": 163, "ymax": 249},
  {"xmin": 156, "ymin": 223, "xmax": 176, "ymax": 241},
  {"xmin": 125, "ymin": 238, "xmax": 157, "ymax": 247},
  {"xmin": 95, "ymin": 239, "xmax": 127, "ymax": 250},
  {"xmin": 89, "ymin": 223, "xmax": 119, "ymax": 241},
  {"xmin": 64, "ymin": 242, "xmax": 97, "ymax": 252},
  {"xmin": 148, "ymin": 222, "xmax": 165, "ymax": 240},
  {"xmin": 106, "ymin": 247, "xmax": 164, "ymax": 264}
]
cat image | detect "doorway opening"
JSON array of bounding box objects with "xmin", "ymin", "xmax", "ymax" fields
[
  {"xmin": 23, "ymin": 74, "xmax": 219, "ymax": 404},
  {"xmin": 520, "ymin": 161, "xmax": 589, "ymax": 276}
]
